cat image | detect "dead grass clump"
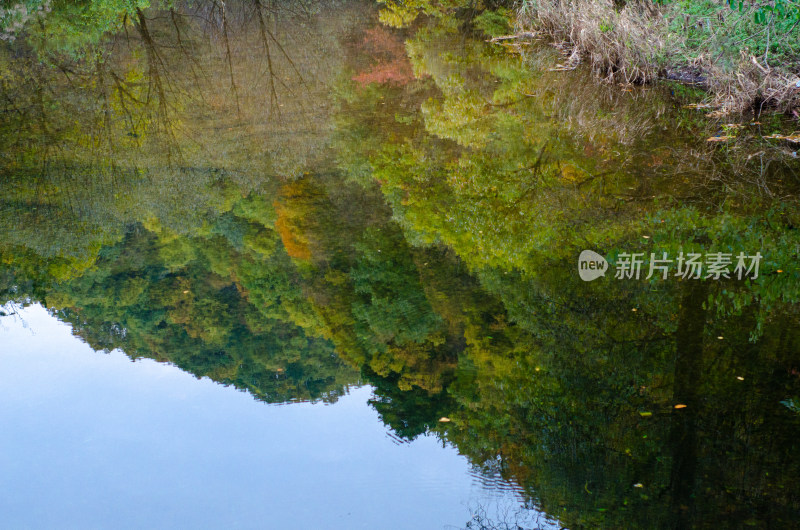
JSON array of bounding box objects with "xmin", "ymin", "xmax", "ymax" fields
[
  {"xmin": 516, "ymin": 0, "xmax": 800, "ymax": 113},
  {"xmin": 518, "ymin": 0, "xmax": 669, "ymax": 84},
  {"xmin": 705, "ymin": 50, "xmax": 800, "ymax": 113}
]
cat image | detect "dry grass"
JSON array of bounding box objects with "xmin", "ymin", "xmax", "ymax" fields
[
  {"xmin": 518, "ymin": 0, "xmax": 669, "ymax": 83},
  {"xmin": 516, "ymin": 0, "xmax": 800, "ymax": 113},
  {"xmin": 706, "ymin": 50, "xmax": 800, "ymax": 113}
]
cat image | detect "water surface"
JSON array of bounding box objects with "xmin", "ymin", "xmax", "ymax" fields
[{"xmin": 1, "ymin": 1, "xmax": 800, "ymax": 528}]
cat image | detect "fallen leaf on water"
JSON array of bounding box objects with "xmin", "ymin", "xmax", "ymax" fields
[
  {"xmin": 639, "ymin": 411, "xmax": 652, "ymax": 417},
  {"xmin": 763, "ymin": 133, "xmax": 800, "ymax": 142},
  {"xmin": 674, "ymin": 404, "xmax": 688, "ymax": 409},
  {"xmin": 439, "ymin": 417, "xmax": 451, "ymax": 422}
]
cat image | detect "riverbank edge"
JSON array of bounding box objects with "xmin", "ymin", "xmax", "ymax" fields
[{"xmin": 510, "ymin": 0, "xmax": 800, "ymax": 116}]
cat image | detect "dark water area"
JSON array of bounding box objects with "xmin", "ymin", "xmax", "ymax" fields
[{"xmin": 1, "ymin": 1, "xmax": 800, "ymax": 528}]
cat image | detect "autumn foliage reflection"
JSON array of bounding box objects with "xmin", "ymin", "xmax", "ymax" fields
[{"xmin": 352, "ymin": 27, "xmax": 414, "ymax": 86}]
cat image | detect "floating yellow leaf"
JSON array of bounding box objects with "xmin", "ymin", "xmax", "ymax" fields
[
  {"xmin": 763, "ymin": 133, "xmax": 800, "ymax": 142},
  {"xmin": 639, "ymin": 411, "xmax": 652, "ymax": 417},
  {"xmin": 439, "ymin": 417, "xmax": 451, "ymax": 422},
  {"xmin": 674, "ymin": 404, "xmax": 687, "ymax": 409}
]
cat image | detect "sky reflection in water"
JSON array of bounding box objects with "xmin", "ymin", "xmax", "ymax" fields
[{"xmin": 1, "ymin": 304, "xmax": 547, "ymax": 529}]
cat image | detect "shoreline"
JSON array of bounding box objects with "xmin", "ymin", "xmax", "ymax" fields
[{"xmin": 511, "ymin": 0, "xmax": 800, "ymax": 115}]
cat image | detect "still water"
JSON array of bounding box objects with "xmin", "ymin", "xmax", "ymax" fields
[
  {"xmin": 1, "ymin": 0, "xmax": 799, "ymax": 528},
  {"xmin": 2, "ymin": 305, "xmax": 544, "ymax": 529}
]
